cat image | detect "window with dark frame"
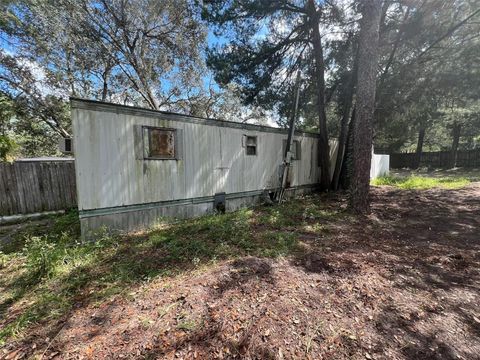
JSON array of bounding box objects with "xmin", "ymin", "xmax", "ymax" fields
[
  {"xmin": 145, "ymin": 127, "xmax": 176, "ymax": 159},
  {"xmin": 245, "ymin": 136, "xmax": 257, "ymax": 155}
]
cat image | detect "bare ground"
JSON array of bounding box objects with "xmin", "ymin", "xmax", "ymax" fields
[{"xmin": 2, "ymin": 184, "xmax": 480, "ymax": 360}]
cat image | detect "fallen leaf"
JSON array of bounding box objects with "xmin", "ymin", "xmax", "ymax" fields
[{"xmin": 5, "ymin": 349, "xmax": 25, "ymax": 360}]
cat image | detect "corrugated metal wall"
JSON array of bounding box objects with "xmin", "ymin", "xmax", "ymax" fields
[{"xmin": 72, "ymin": 100, "xmax": 334, "ymax": 213}]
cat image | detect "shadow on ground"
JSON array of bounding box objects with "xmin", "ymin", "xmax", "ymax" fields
[{"xmin": 1, "ymin": 184, "xmax": 479, "ymax": 359}]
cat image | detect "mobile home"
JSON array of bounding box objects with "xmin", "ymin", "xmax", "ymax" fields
[{"xmin": 71, "ymin": 99, "xmax": 338, "ymax": 237}]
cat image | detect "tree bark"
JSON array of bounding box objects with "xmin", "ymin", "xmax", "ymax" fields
[
  {"xmin": 340, "ymin": 107, "xmax": 356, "ymax": 190},
  {"xmin": 331, "ymin": 80, "xmax": 354, "ymax": 191},
  {"xmin": 450, "ymin": 122, "xmax": 461, "ymax": 168},
  {"xmin": 331, "ymin": 45, "xmax": 359, "ymax": 191},
  {"xmin": 306, "ymin": 0, "xmax": 330, "ymax": 191},
  {"xmin": 101, "ymin": 67, "xmax": 110, "ymax": 102},
  {"xmin": 349, "ymin": 0, "xmax": 382, "ymax": 214},
  {"xmin": 413, "ymin": 127, "xmax": 426, "ymax": 169}
]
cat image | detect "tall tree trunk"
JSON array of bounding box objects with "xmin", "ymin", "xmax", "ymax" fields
[
  {"xmin": 331, "ymin": 45, "xmax": 359, "ymax": 190},
  {"xmin": 413, "ymin": 127, "xmax": 426, "ymax": 169},
  {"xmin": 340, "ymin": 107, "xmax": 356, "ymax": 190},
  {"xmin": 101, "ymin": 69, "xmax": 109, "ymax": 102},
  {"xmin": 331, "ymin": 82, "xmax": 354, "ymax": 191},
  {"xmin": 306, "ymin": 0, "xmax": 330, "ymax": 191},
  {"xmin": 349, "ymin": 0, "xmax": 382, "ymax": 214},
  {"xmin": 450, "ymin": 122, "xmax": 461, "ymax": 168},
  {"xmin": 66, "ymin": 50, "xmax": 76, "ymax": 97}
]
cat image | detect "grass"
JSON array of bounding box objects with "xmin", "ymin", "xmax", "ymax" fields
[
  {"xmin": 0, "ymin": 210, "xmax": 81, "ymax": 255},
  {"xmin": 372, "ymin": 175, "xmax": 470, "ymax": 190},
  {"xmin": 0, "ymin": 195, "xmax": 343, "ymax": 346}
]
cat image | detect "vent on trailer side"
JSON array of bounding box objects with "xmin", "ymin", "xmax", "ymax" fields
[{"xmin": 59, "ymin": 138, "xmax": 74, "ymax": 154}]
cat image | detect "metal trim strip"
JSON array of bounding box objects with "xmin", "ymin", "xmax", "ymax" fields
[
  {"xmin": 78, "ymin": 184, "xmax": 318, "ymax": 218},
  {"xmin": 70, "ymin": 98, "xmax": 322, "ymax": 138}
]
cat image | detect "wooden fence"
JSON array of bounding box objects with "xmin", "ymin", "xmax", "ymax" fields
[
  {"xmin": 390, "ymin": 149, "xmax": 480, "ymax": 169},
  {"xmin": 0, "ymin": 160, "xmax": 77, "ymax": 216}
]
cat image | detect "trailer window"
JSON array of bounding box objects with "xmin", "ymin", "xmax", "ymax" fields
[
  {"xmin": 146, "ymin": 127, "xmax": 176, "ymax": 159},
  {"xmin": 245, "ymin": 136, "xmax": 257, "ymax": 156}
]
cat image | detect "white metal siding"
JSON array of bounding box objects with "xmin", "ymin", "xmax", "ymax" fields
[
  {"xmin": 72, "ymin": 102, "xmax": 333, "ymax": 211},
  {"xmin": 370, "ymin": 154, "xmax": 390, "ymax": 179}
]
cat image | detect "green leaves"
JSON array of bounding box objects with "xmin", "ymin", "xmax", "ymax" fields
[
  {"xmin": 0, "ymin": 135, "xmax": 18, "ymax": 162},
  {"xmin": 203, "ymin": 0, "xmax": 311, "ymax": 115}
]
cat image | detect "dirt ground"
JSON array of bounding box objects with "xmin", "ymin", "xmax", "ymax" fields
[{"xmin": 2, "ymin": 184, "xmax": 480, "ymax": 360}]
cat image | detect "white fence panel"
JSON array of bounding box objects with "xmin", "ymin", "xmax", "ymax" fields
[{"xmin": 370, "ymin": 154, "xmax": 390, "ymax": 179}]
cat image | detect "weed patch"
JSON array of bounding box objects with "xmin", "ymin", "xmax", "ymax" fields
[
  {"xmin": 257, "ymin": 231, "xmax": 298, "ymax": 257},
  {"xmin": 372, "ymin": 176, "xmax": 470, "ymax": 189}
]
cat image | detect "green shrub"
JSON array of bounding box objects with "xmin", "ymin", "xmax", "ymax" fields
[
  {"xmin": 0, "ymin": 135, "xmax": 18, "ymax": 162},
  {"xmin": 23, "ymin": 235, "xmax": 64, "ymax": 279}
]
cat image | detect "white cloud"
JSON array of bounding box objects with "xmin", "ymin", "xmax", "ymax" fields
[{"xmin": 2, "ymin": 48, "xmax": 68, "ymax": 99}]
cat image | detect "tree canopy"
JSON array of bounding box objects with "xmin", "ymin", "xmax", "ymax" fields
[
  {"xmin": 1, "ymin": 0, "xmax": 254, "ymax": 156},
  {"xmin": 1, "ymin": 0, "xmax": 479, "ymax": 208}
]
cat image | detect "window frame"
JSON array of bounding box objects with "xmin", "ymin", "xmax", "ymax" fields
[
  {"xmin": 143, "ymin": 126, "xmax": 178, "ymax": 160},
  {"xmin": 245, "ymin": 135, "xmax": 258, "ymax": 156}
]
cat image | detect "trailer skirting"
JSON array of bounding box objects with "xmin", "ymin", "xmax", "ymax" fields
[{"xmin": 80, "ymin": 184, "xmax": 317, "ymax": 239}]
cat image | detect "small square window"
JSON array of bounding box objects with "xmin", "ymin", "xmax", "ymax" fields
[
  {"xmin": 146, "ymin": 127, "xmax": 176, "ymax": 159},
  {"xmin": 245, "ymin": 136, "xmax": 257, "ymax": 156}
]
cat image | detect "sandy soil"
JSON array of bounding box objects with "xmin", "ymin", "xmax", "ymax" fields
[{"xmin": 2, "ymin": 184, "xmax": 480, "ymax": 360}]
